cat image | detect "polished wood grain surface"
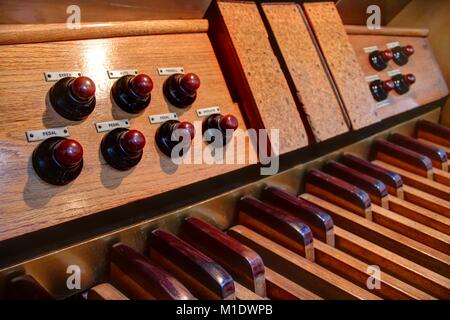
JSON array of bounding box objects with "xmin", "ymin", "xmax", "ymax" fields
[
  {"xmin": 403, "ymin": 185, "xmax": 450, "ymax": 218},
  {"xmin": 149, "ymin": 229, "xmax": 235, "ymax": 300},
  {"xmin": 305, "ymin": 169, "xmax": 372, "ymax": 219},
  {"xmin": 110, "ymin": 243, "xmax": 195, "ymax": 300},
  {"xmin": 87, "ymin": 283, "xmax": 128, "ymax": 300},
  {"xmin": 228, "ymin": 225, "xmax": 381, "ymax": 300},
  {"xmin": 302, "ymin": 193, "xmax": 450, "ymax": 277},
  {"xmin": 261, "ymin": 186, "xmax": 335, "ymax": 246},
  {"xmin": 348, "ymin": 34, "xmax": 449, "ymax": 120},
  {"xmin": 345, "ymin": 25, "xmax": 429, "ymax": 37},
  {"xmin": 179, "ymin": 216, "xmax": 266, "ymax": 297},
  {"xmin": 238, "ymin": 196, "xmax": 315, "ymax": 261},
  {"xmin": 0, "ymin": 20, "xmax": 209, "ymax": 45},
  {"xmin": 417, "ymin": 120, "xmax": 450, "ymax": 148},
  {"xmin": 0, "ymin": 31, "xmax": 251, "ymax": 241}
]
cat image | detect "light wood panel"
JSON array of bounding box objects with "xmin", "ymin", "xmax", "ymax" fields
[
  {"xmin": 303, "ymin": 2, "xmax": 378, "ymax": 129},
  {"xmin": 261, "ymin": 3, "xmax": 349, "ymax": 141},
  {"xmin": 0, "ymin": 31, "xmax": 252, "ymax": 241}
]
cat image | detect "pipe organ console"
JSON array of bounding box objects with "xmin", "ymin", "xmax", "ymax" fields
[{"xmin": 0, "ymin": 1, "xmax": 449, "ymax": 301}]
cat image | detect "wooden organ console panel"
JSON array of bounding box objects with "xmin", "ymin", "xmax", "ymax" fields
[{"xmin": 0, "ymin": 0, "xmax": 449, "ymax": 301}]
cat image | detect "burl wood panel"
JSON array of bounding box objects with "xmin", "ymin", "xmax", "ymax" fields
[
  {"xmin": 303, "ymin": 2, "xmax": 378, "ymax": 129},
  {"xmin": 261, "ymin": 3, "xmax": 349, "ymax": 141},
  {"xmin": 213, "ymin": 1, "xmax": 308, "ymax": 153},
  {"xmin": 348, "ymin": 34, "xmax": 449, "ymax": 120},
  {"xmin": 0, "ymin": 31, "xmax": 251, "ymax": 241}
]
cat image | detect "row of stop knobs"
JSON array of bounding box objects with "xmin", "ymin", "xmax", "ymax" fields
[
  {"xmin": 369, "ymin": 73, "xmax": 416, "ymax": 102},
  {"xmin": 32, "ymin": 115, "xmax": 238, "ymax": 186},
  {"xmin": 369, "ymin": 44, "xmax": 414, "ymax": 71},
  {"xmin": 49, "ymin": 72, "xmax": 201, "ymax": 121}
]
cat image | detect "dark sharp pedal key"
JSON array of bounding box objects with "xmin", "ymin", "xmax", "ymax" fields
[
  {"xmin": 148, "ymin": 229, "xmax": 236, "ymax": 300},
  {"xmin": 372, "ymin": 139, "xmax": 433, "ymax": 179},
  {"xmin": 304, "ymin": 169, "xmax": 372, "ymax": 219},
  {"xmin": 323, "ymin": 160, "xmax": 389, "ymax": 208},
  {"xmin": 417, "ymin": 120, "xmax": 450, "ymax": 148},
  {"xmin": 110, "ymin": 243, "xmax": 195, "ymax": 300},
  {"xmin": 238, "ymin": 196, "xmax": 315, "ymax": 261},
  {"xmin": 388, "ymin": 133, "xmax": 448, "ymax": 171},
  {"xmin": 340, "ymin": 153, "xmax": 404, "ymax": 198},
  {"xmin": 6, "ymin": 275, "xmax": 53, "ymax": 300},
  {"xmin": 179, "ymin": 216, "xmax": 266, "ymax": 297},
  {"xmin": 261, "ymin": 186, "xmax": 335, "ymax": 246}
]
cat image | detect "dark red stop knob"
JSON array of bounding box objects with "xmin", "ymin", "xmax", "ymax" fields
[
  {"xmin": 180, "ymin": 73, "xmax": 201, "ymax": 93},
  {"xmin": 404, "ymin": 73, "xmax": 416, "ymax": 85},
  {"xmin": 381, "ymin": 49, "xmax": 393, "ymax": 61},
  {"xmin": 382, "ymin": 80, "xmax": 395, "ymax": 91},
  {"xmin": 220, "ymin": 114, "xmax": 239, "ymax": 131},
  {"xmin": 177, "ymin": 121, "xmax": 195, "ymax": 140},
  {"xmin": 131, "ymin": 74, "xmax": 153, "ymax": 97},
  {"xmin": 120, "ymin": 129, "xmax": 146, "ymax": 153},
  {"xmin": 71, "ymin": 76, "xmax": 96, "ymax": 100},
  {"xmin": 54, "ymin": 139, "xmax": 83, "ymax": 166},
  {"xmin": 403, "ymin": 45, "xmax": 414, "ymax": 56}
]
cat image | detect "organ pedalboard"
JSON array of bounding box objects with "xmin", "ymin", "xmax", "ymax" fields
[{"xmin": 0, "ymin": 0, "xmax": 449, "ymax": 303}]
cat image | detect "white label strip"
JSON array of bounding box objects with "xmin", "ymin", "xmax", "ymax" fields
[
  {"xmin": 365, "ymin": 75, "xmax": 380, "ymax": 82},
  {"xmin": 196, "ymin": 106, "xmax": 221, "ymax": 117},
  {"xmin": 363, "ymin": 46, "xmax": 379, "ymax": 53},
  {"xmin": 26, "ymin": 127, "xmax": 69, "ymax": 142},
  {"xmin": 44, "ymin": 71, "xmax": 82, "ymax": 82},
  {"xmin": 374, "ymin": 101, "xmax": 390, "ymax": 110},
  {"xmin": 387, "ymin": 69, "xmax": 402, "ymax": 77},
  {"xmin": 107, "ymin": 70, "xmax": 138, "ymax": 79},
  {"xmin": 386, "ymin": 41, "xmax": 400, "ymax": 49},
  {"xmin": 157, "ymin": 67, "xmax": 184, "ymax": 76},
  {"xmin": 149, "ymin": 113, "xmax": 178, "ymax": 124},
  {"xmin": 95, "ymin": 119, "xmax": 130, "ymax": 133}
]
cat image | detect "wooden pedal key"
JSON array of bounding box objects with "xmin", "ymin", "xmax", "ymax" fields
[
  {"xmin": 87, "ymin": 283, "xmax": 129, "ymax": 300},
  {"xmin": 323, "ymin": 160, "xmax": 389, "ymax": 208},
  {"xmin": 238, "ymin": 196, "xmax": 315, "ymax": 261},
  {"xmin": 372, "ymin": 139, "xmax": 434, "ymax": 179},
  {"xmin": 261, "ymin": 186, "xmax": 335, "ymax": 246},
  {"xmin": 416, "ymin": 120, "xmax": 450, "ymax": 148},
  {"xmin": 304, "ymin": 169, "xmax": 372, "ymax": 220},
  {"xmin": 110, "ymin": 243, "xmax": 195, "ymax": 300},
  {"xmin": 6, "ymin": 275, "xmax": 53, "ymax": 300},
  {"xmin": 179, "ymin": 216, "xmax": 266, "ymax": 298},
  {"xmin": 148, "ymin": 229, "xmax": 235, "ymax": 300},
  {"xmin": 388, "ymin": 133, "xmax": 448, "ymax": 171}
]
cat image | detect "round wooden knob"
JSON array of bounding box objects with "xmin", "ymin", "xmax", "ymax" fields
[
  {"xmin": 177, "ymin": 121, "xmax": 195, "ymax": 140},
  {"xmin": 131, "ymin": 74, "xmax": 153, "ymax": 97},
  {"xmin": 180, "ymin": 73, "xmax": 201, "ymax": 93},
  {"xmin": 71, "ymin": 76, "xmax": 96, "ymax": 100},
  {"xmin": 220, "ymin": 114, "xmax": 239, "ymax": 131},
  {"xmin": 120, "ymin": 129, "xmax": 146, "ymax": 153},
  {"xmin": 404, "ymin": 73, "xmax": 416, "ymax": 85},
  {"xmin": 54, "ymin": 139, "xmax": 83, "ymax": 166},
  {"xmin": 381, "ymin": 49, "xmax": 393, "ymax": 61},
  {"xmin": 382, "ymin": 79, "xmax": 395, "ymax": 91},
  {"xmin": 403, "ymin": 45, "xmax": 414, "ymax": 56}
]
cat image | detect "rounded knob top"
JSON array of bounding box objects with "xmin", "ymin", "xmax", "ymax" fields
[
  {"xmin": 71, "ymin": 76, "xmax": 96, "ymax": 100},
  {"xmin": 382, "ymin": 79, "xmax": 395, "ymax": 91},
  {"xmin": 381, "ymin": 49, "xmax": 393, "ymax": 61},
  {"xmin": 403, "ymin": 45, "xmax": 414, "ymax": 56},
  {"xmin": 54, "ymin": 139, "xmax": 83, "ymax": 167},
  {"xmin": 220, "ymin": 114, "xmax": 239, "ymax": 131},
  {"xmin": 180, "ymin": 73, "xmax": 201, "ymax": 93},
  {"xmin": 120, "ymin": 129, "xmax": 146, "ymax": 153},
  {"xmin": 131, "ymin": 74, "xmax": 153, "ymax": 97},
  {"xmin": 177, "ymin": 121, "xmax": 195, "ymax": 140},
  {"xmin": 404, "ymin": 73, "xmax": 416, "ymax": 85}
]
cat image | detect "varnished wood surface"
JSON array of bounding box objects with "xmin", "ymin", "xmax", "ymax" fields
[
  {"xmin": 403, "ymin": 185, "xmax": 450, "ymax": 218},
  {"xmin": 228, "ymin": 225, "xmax": 381, "ymax": 300},
  {"xmin": 348, "ymin": 34, "xmax": 449, "ymax": 120},
  {"xmin": 416, "ymin": 120, "xmax": 450, "ymax": 148},
  {"xmin": 87, "ymin": 283, "xmax": 128, "ymax": 300},
  {"xmin": 345, "ymin": 25, "xmax": 429, "ymax": 37},
  {"xmin": 6, "ymin": 274, "xmax": 53, "ymax": 300},
  {"xmin": 303, "ymin": 2, "xmax": 378, "ymax": 129},
  {"xmin": 302, "ymin": 193, "xmax": 450, "ymax": 277},
  {"xmin": 0, "ymin": 31, "xmax": 251, "ymax": 241},
  {"xmin": 0, "ymin": 20, "xmax": 209, "ymax": 45},
  {"xmin": 210, "ymin": 1, "xmax": 309, "ymax": 153},
  {"xmin": 261, "ymin": 3, "xmax": 349, "ymax": 142},
  {"xmin": 179, "ymin": 217, "xmax": 266, "ymax": 297}
]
